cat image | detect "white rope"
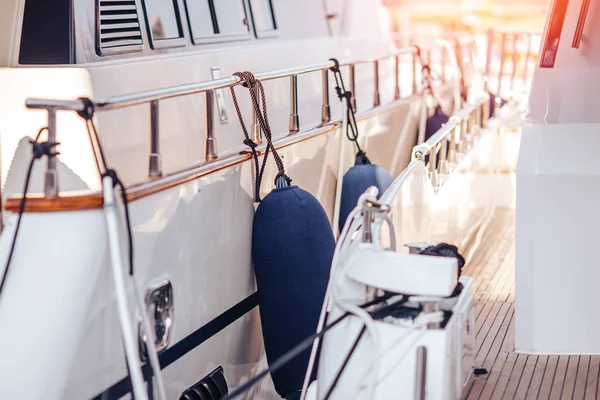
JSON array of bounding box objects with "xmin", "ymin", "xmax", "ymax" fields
[{"xmin": 102, "ymin": 176, "xmax": 148, "ymax": 400}]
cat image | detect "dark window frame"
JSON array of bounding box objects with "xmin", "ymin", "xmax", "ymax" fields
[
  {"xmin": 247, "ymin": 0, "xmax": 278, "ymax": 39},
  {"xmin": 140, "ymin": 0, "xmax": 188, "ymax": 49},
  {"xmin": 183, "ymin": 0, "xmax": 252, "ymax": 45}
]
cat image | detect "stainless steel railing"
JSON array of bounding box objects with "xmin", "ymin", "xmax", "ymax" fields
[
  {"xmin": 24, "ymin": 39, "xmax": 472, "ymax": 198},
  {"xmin": 412, "ymin": 94, "xmax": 491, "ymax": 188},
  {"xmin": 484, "ymin": 28, "xmax": 541, "ymax": 102}
]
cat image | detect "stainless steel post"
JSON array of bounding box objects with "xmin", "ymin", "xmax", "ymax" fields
[
  {"xmin": 44, "ymin": 109, "xmax": 59, "ymax": 197},
  {"xmin": 289, "ymin": 75, "xmax": 300, "ymax": 133},
  {"xmin": 415, "ymin": 346, "xmax": 428, "ymax": 400},
  {"xmin": 321, "ymin": 69, "xmax": 331, "ymax": 124},
  {"xmin": 205, "ymin": 91, "xmax": 218, "ymax": 161},
  {"xmin": 149, "ymin": 100, "xmax": 162, "ymax": 177}
]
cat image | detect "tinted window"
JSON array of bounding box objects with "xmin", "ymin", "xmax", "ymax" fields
[
  {"xmin": 213, "ymin": 0, "xmax": 249, "ymax": 35},
  {"xmin": 185, "ymin": 0, "xmax": 216, "ymax": 38},
  {"xmin": 19, "ymin": 0, "xmax": 72, "ymax": 64},
  {"xmin": 249, "ymin": 0, "xmax": 276, "ymax": 32},
  {"xmin": 144, "ymin": 0, "xmax": 182, "ymax": 40}
]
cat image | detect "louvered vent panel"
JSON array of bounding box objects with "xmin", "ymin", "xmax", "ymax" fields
[{"xmin": 98, "ymin": 0, "xmax": 143, "ymax": 52}]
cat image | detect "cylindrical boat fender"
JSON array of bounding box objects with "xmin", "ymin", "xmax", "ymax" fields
[
  {"xmin": 338, "ymin": 152, "xmax": 393, "ymax": 233},
  {"xmin": 252, "ymin": 184, "xmax": 335, "ymax": 398},
  {"xmin": 489, "ymin": 93, "xmax": 508, "ymax": 118},
  {"xmin": 423, "ymin": 105, "xmax": 450, "ymax": 167},
  {"xmin": 228, "ymin": 71, "xmax": 335, "ymax": 398},
  {"xmin": 425, "ymin": 105, "xmax": 450, "ymax": 142}
]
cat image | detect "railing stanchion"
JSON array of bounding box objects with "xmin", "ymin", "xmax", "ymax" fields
[
  {"xmin": 431, "ymin": 145, "xmax": 439, "ymax": 187},
  {"xmin": 439, "ymin": 136, "xmax": 449, "ymax": 175},
  {"xmin": 440, "ymin": 47, "xmax": 446, "ymax": 84},
  {"xmin": 349, "ymin": 64, "xmax": 357, "ymax": 112},
  {"xmin": 415, "ymin": 346, "xmax": 427, "ymax": 400},
  {"xmin": 45, "ymin": 108, "xmax": 59, "ymax": 197},
  {"xmin": 374, "ymin": 60, "xmax": 381, "ymax": 107},
  {"xmin": 394, "ymin": 55, "xmax": 401, "ymax": 100},
  {"xmin": 510, "ymin": 33, "xmax": 519, "ymax": 96},
  {"xmin": 251, "ymin": 86, "xmax": 261, "ymax": 144},
  {"xmin": 289, "ymin": 74, "xmax": 300, "ymax": 133},
  {"xmin": 497, "ymin": 32, "xmax": 507, "ymax": 100},
  {"xmin": 524, "ymin": 32, "xmax": 533, "ymax": 88},
  {"xmin": 205, "ymin": 91, "xmax": 218, "ymax": 161},
  {"xmin": 321, "ymin": 69, "xmax": 331, "ymax": 124},
  {"xmin": 449, "ymin": 125, "xmax": 458, "ymax": 163},
  {"xmin": 484, "ymin": 28, "xmax": 494, "ymax": 93},
  {"xmin": 149, "ymin": 100, "xmax": 162, "ymax": 176},
  {"xmin": 412, "ymin": 52, "xmax": 418, "ymax": 95}
]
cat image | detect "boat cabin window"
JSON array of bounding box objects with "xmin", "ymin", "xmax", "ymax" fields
[
  {"xmin": 213, "ymin": 0, "xmax": 250, "ymax": 36},
  {"xmin": 142, "ymin": 0, "xmax": 185, "ymax": 47},
  {"xmin": 19, "ymin": 0, "xmax": 72, "ymax": 64},
  {"xmin": 185, "ymin": 0, "xmax": 250, "ymax": 43},
  {"xmin": 248, "ymin": 0, "xmax": 277, "ymax": 36}
]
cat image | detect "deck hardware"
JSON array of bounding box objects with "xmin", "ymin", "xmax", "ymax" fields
[
  {"xmin": 45, "ymin": 108, "xmax": 59, "ymax": 197},
  {"xmin": 149, "ymin": 100, "xmax": 162, "ymax": 177},
  {"xmin": 251, "ymin": 86, "xmax": 262, "ymax": 144},
  {"xmin": 373, "ymin": 60, "xmax": 381, "ymax": 107},
  {"xmin": 289, "ymin": 75, "xmax": 300, "ymax": 133},
  {"xmin": 210, "ymin": 67, "xmax": 229, "ymax": 124},
  {"xmin": 524, "ymin": 33, "xmax": 533, "ymax": 84},
  {"xmin": 415, "ymin": 346, "xmax": 428, "ymax": 400},
  {"xmin": 349, "ymin": 64, "xmax": 357, "ymax": 111},
  {"xmin": 205, "ymin": 90, "xmax": 218, "ymax": 161},
  {"xmin": 510, "ymin": 34, "xmax": 519, "ymax": 94},
  {"xmin": 440, "ymin": 48, "xmax": 446, "ymax": 84},
  {"xmin": 138, "ymin": 280, "xmax": 174, "ymax": 361},
  {"xmin": 412, "ymin": 53, "xmax": 419, "ymax": 95},
  {"xmin": 394, "ymin": 55, "xmax": 401, "ymax": 100},
  {"xmin": 360, "ymin": 192, "xmax": 389, "ymax": 244},
  {"xmin": 497, "ymin": 33, "xmax": 507, "ymax": 98},
  {"xmin": 321, "ymin": 69, "xmax": 331, "ymax": 124}
]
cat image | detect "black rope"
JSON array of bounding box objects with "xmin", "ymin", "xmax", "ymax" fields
[
  {"xmin": 230, "ymin": 72, "xmax": 291, "ymax": 202},
  {"xmin": 78, "ymin": 97, "xmax": 135, "ymax": 276},
  {"xmin": 419, "ymin": 243, "xmax": 466, "ymax": 276},
  {"xmin": 0, "ymin": 128, "xmax": 57, "ymax": 299},
  {"xmin": 323, "ymin": 325, "xmax": 367, "ymax": 400},
  {"xmin": 329, "ymin": 59, "xmax": 367, "ymax": 159},
  {"xmin": 222, "ymin": 294, "xmax": 393, "ymax": 400}
]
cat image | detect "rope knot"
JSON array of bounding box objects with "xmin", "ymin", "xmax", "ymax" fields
[
  {"xmin": 234, "ymin": 71, "xmax": 258, "ymax": 89},
  {"xmin": 329, "ymin": 58, "xmax": 340, "ymax": 73},
  {"xmin": 243, "ymin": 138, "xmax": 257, "ymax": 149},
  {"xmin": 30, "ymin": 140, "xmax": 59, "ymax": 160},
  {"xmin": 275, "ymin": 171, "xmax": 292, "ymax": 187},
  {"xmin": 102, "ymin": 169, "xmax": 120, "ymax": 188},
  {"xmin": 76, "ymin": 97, "xmax": 95, "ymax": 120}
]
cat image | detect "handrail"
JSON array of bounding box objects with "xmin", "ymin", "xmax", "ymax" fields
[
  {"xmin": 25, "ymin": 48, "xmax": 420, "ymax": 113},
  {"xmin": 412, "ymin": 94, "xmax": 490, "ymax": 188},
  {"xmin": 485, "ymin": 29, "xmax": 542, "ymax": 98},
  {"xmin": 23, "ymin": 42, "xmax": 456, "ymax": 198}
]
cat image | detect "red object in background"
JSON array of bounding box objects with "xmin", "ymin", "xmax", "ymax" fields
[{"xmin": 540, "ymin": 0, "xmax": 569, "ymax": 68}]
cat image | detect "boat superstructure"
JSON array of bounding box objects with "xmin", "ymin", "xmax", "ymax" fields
[
  {"xmin": 6, "ymin": 0, "xmax": 587, "ymax": 397},
  {"xmin": 0, "ymin": 0, "xmax": 484, "ymax": 399}
]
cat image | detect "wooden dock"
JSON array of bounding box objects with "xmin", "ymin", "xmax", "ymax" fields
[{"xmin": 460, "ymin": 208, "xmax": 600, "ymax": 400}]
